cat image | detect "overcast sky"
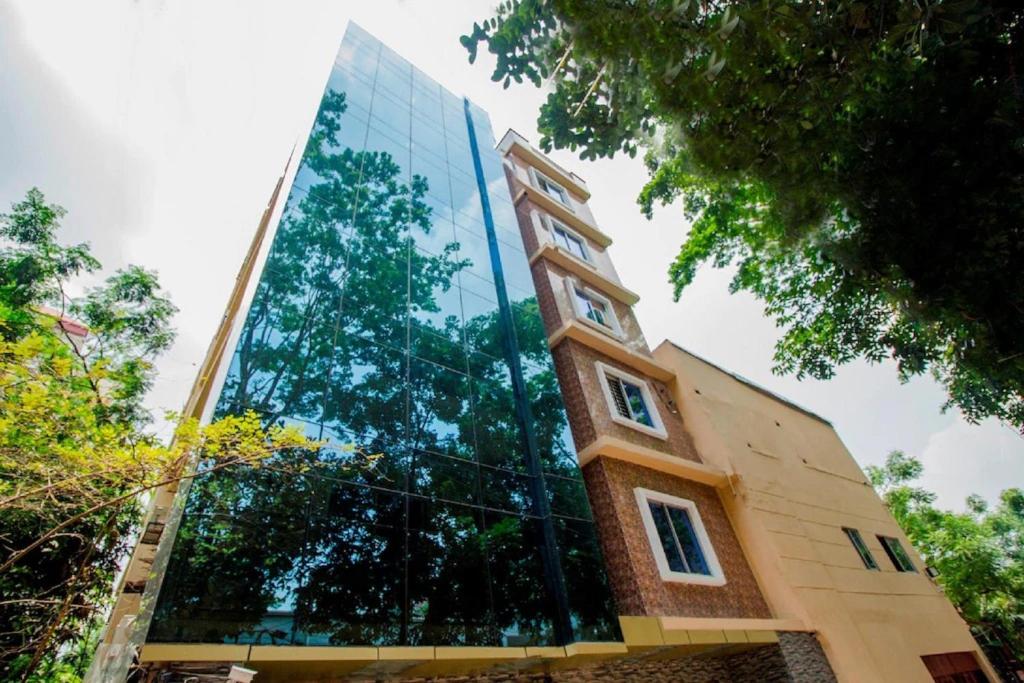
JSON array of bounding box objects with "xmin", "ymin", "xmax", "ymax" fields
[{"xmin": 2, "ymin": 0, "xmax": 1020, "ymax": 510}]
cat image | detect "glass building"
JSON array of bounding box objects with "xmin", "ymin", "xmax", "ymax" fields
[{"xmin": 148, "ymin": 23, "xmax": 619, "ymax": 648}]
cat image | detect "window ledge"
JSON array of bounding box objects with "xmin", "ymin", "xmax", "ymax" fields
[
  {"xmin": 513, "ymin": 187, "xmax": 612, "ymax": 247},
  {"xmin": 576, "ymin": 312, "xmax": 626, "ymax": 342},
  {"xmin": 552, "ymin": 243, "xmax": 598, "ymax": 273},
  {"xmin": 530, "ymin": 243, "xmax": 639, "ymax": 305},
  {"xmin": 659, "ymin": 571, "xmax": 727, "ymax": 587},
  {"xmin": 548, "ymin": 320, "xmax": 674, "ymax": 382},
  {"xmin": 610, "ymin": 412, "xmax": 669, "ymax": 440},
  {"xmin": 577, "ymin": 435, "xmax": 730, "ymax": 488}
]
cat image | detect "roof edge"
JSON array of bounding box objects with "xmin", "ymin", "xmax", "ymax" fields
[{"xmin": 654, "ymin": 339, "xmax": 833, "ymax": 427}]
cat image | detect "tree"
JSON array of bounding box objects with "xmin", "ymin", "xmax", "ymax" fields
[
  {"xmin": 0, "ymin": 190, "xmax": 321, "ymax": 681},
  {"xmin": 868, "ymin": 451, "xmax": 1024, "ymax": 660},
  {"xmin": 462, "ymin": 1, "xmax": 1024, "ymax": 430}
]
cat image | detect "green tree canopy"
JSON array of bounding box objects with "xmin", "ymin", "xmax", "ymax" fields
[
  {"xmin": 868, "ymin": 451, "xmax": 1023, "ymax": 659},
  {"xmin": 0, "ymin": 190, "xmax": 316, "ymax": 681},
  {"xmin": 463, "ymin": 0, "xmax": 1024, "ymax": 430}
]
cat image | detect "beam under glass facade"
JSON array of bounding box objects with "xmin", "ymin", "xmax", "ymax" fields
[{"xmin": 147, "ymin": 23, "xmax": 619, "ymax": 648}]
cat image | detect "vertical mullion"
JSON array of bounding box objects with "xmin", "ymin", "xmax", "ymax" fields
[
  {"xmin": 464, "ymin": 99, "xmax": 575, "ymax": 646},
  {"xmin": 624, "ymin": 381, "xmax": 639, "ymax": 423}
]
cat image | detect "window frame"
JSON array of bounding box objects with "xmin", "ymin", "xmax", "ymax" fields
[
  {"xmin": 842, "ymin": 527, "xmax": 879, "ymax": 570},
  {"xmin": 634, "ymin": 487, "xmax": 726, "ymax": 586},
  {"xmin": 878, "ymin": 535, "xmax": 917, "ymax": 572},
  {"xmin": 529, "ymin": 167, "xmax": 574, "ymax": 210},
  {"xmin": 543, "ymin": 214, "xmax": 590, "ymax": 263},
  {"xmin": 595, "ymin": 362, "xmax": 668, "ymax": 439},
  {"xmin": 565, "ymin": 278, "xmax": 623, "ymax": 338}
]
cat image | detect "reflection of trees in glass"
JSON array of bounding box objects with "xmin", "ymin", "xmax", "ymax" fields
[{"xmin": 150, "ymin": 85, "xmax": 618, "ymax": 648}]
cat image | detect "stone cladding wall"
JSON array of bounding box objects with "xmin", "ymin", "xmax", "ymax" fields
[{"xmin": 584, "ymin": 457, "xmax": 771, "ymax": 619}]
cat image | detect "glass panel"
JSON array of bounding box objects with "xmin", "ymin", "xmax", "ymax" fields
[
  {"xmin": 470, "ymin": 368, "xmax": 527, "ymax": 473},
  {"xmin": 546, "ymin": 476, "xmax": 591, "ymax": 520},
  {"xmin": 479, "ymin": 466, "xmax": 533, "ymax": 515},
  {"xmin": 407, "ymin": 499, "xmax": 493, "ymax": 645},
  {"xmin": 409, "ymin": 357, "xmax": 474, "ymax": 458},
  {"xmin": 623, "ymin": 381, "xmax": 655, "ymax": 427},
  {"xmin": 297, "ymin": 484, "xmax": 405, "ymax": 645},
  {"xmin": 214, "ymin": 259, "xmax": 337, "ymax": 423},
  {"xmin": 648, "ymin": 502, "xmax": 686, "ymax": 573},
  {"xmin": 411, "ymin": 151, "xmax": 452, "ymax": 207},
  {"xmin": 510, "ymin": 300, "xmax": 548, "ymax": 363},
  {"xmin": 156, "ymin": 28, "xmax": 616, "ymax": 650},
  {"xmin": 553, "ymin": 517, "xmax": 620, "ymax": 642},
  {"xmin": 497, "ymin": 241, "xmax": 534, "ymax": 296},
  {"xmin": 315, "ymin": 430, "xmax": 408, "ymax": 490},
  {"xmin": 365, "ymin": 123, "xmax": 410, "ymax": 180},
  {"xmin": 454, "ymin": 226, "xmax": 494, "ymax": 284},
  {"xmin": 149, "ymin": 511, "xmax": 309, "ymax": 645},
  {"xmin": 484, "ymin": 512, "xmax": 556, "ymax": 646},
  {"xmin": 323, "ymin": 334, "xmax": 406, "ymax": 442},
  {"xmin": 410, "ymin": 323, "xmax": 466, "ymax": 374},
  {"xmin": 667, "ymin": 506, "xmax": 710, "ymax": 575},
  {"xmin": 412, "ymin": 449, "xmax": 480, "ymax": 507},
  {"xmin": 844, "ymin": 528, "xmax": 878, "ymax": 569}
]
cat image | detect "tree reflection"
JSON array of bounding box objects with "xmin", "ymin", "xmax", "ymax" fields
[{"xmin": 149, "ymin": 85, "xmax": 618, "ymax": 648}]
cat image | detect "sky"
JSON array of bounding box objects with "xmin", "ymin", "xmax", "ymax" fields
[{"xmin": 1, "ymin": 0, "xmax": 1020, "ymax": 511}]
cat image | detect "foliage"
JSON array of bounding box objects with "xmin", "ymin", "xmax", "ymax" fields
[
  {"xmin": 462, "ymin": 0, "xmax": 1024, "ymax": 429},
  {"xmin": 868, "ymin": 451, "xmax": 1024, "ymax": 656},
  {"xmin": 0, "ymin": 189, "xmax": 319, "ymax": 679}
]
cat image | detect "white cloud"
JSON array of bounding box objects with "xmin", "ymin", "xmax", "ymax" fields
[{"xmin": 918, "ymin": 416, "xmax": 1023, "ymax": 511}]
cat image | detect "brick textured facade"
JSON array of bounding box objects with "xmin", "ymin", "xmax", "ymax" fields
[
  {"xmin": 532, "ymin": 258, "xmax": 650, "ymax": 358},
  {"xmin": 551, "ymin": 339, "xmax": 701, "ymax": 462},
  {"xmin": 583, "ymin": 456, "xmax": 771, "ymax": 619}
]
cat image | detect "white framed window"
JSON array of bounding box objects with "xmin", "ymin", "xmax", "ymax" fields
[
  {"xmin": 595, "ymin": 362, "xmax": 667, "ymax": 439},
  {"xmin": 546, "ymin": 217, "xmax": 589, "ymax": 263},
  {"xmin": 529, "ymin": 167, "xmax": 573, "ymax": 209},
  {"xmin": 635, "ymin": 488, "xmax": 726, "ymax": 586},
  {"xmin": 565, "ymin": 279, "xmax": 623, "ymax": 338}
]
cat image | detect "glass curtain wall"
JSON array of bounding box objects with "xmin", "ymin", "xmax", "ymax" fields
[{"xmin": 148, "ymin": 23, "xmax": 619, "ymax": 648}]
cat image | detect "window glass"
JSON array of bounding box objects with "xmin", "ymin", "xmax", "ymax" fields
[
  {"xmin": 537, "ymin": 174, "xmax": 569, "ymax": 205},
  {"xmin": 553, "ymin": 225, "xmax": 587, "ymax": 260},
  {"xmin": 843, "ymin": 527, "xmax": 879, "ymax": 569},
  {"xmin": 606, "ymin": 374, "xmax": 655, "ymax": 428},
  {"xmin": 647, "ymin": 501, "xmax": 711, "ymax": 576},
  {"xmin": 153, "ymin": 26, "xmax": 616, "ymax": 648},
  {"xmin": 574, "ymin": 289, "xmax": 610, "ymax": 328},
  {"xmin": 553, "ymin": 517, "xmax": 620, "ymax": 642},
  {"xmin": 623, "ymin": 381, "xmax": 654, "ymax": 427},
  {"xmin": 667, "ymin": 506, "xmax": 710, "ymax": 575},
  {"xmin": 879, "ymin": 535, "xmax": 916, "ymax": 572},
  {"xmin": 406, "ymin": 499, "xmax": 492, "ymax": 645}
]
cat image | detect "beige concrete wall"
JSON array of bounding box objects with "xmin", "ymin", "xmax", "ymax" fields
[{"xmin": 651, "ymin": 341, "xmax": 997, "ymax": 683}]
